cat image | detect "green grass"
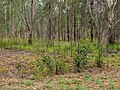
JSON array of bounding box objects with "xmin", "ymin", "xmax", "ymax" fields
[
  {"xmin": 56, "ymin": 77, "xmax": 88, "ymax": 90},
  {"xmin": 0, "ymin": 38, "xmax": 120, "ymax": 90},
  {"xmin": 1, "ymin": 72, "xmax": 120, "ymax": 90},
  {"xmin": 0, "ymin": 38, "xmax": 120, "ymax": 76},
  {"xmin": 0, "ymin": 38, "xmax": 74, "ymax": 55},
  {"xmin": 108, "ymin": 44, "xmax": 120, "ymax": 51},
  {"xmin": 0, "ymin": 67, "xmax": 8, "ymax": 73},
  {"xmin": 0, "ymin": 38, "xmax": 44, "ymax": 52},
  {"xmin": 0, "ymin": 38, "xmax": 119, "ymax": 55},
  {"xmin": 44, "ymin": 80, "xmax": 52, "ymax": 89},
  {"xmin": 83, "ymin": 74, "xmax": 93, "ymax": 81},
  {"xmin": 21, "ymin": 80, "xmax": 34, "ymax": 86}
]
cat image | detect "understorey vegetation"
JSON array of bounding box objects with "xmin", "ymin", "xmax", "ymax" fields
[
  {"xmin": 0, "ymin": 0, "xmax": 120, "ymax": 90},
  {"xmin": 0, "ymin": 38, "xmax": 119, "ymax": 77}
]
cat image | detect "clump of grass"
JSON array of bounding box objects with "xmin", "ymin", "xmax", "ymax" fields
[
  {"xmin": 0, "ymin": 67, "xmax": 8, "ymax": 73},
  {"xmin": 74, "ymin": 84, "xmax": 89, "ymax": 90},
  {"xmin": 34, "ymin": 58, "xmax": 48, "ymax": 77},
  {"xmin": 108, "ymin": 44, "xmax": 120, "ymax": 51},
  {"xmin": 83, "ymin": 74, "xmax": 93, "ymax": 81},
  {"xmin": 21, "ymin": 80, "xmax": 34, "ymax": 86},
  {"xmin": 44, "ymin": 80, "xmax": 52, "ymax": 89},
  {"xmin": 41, "ymin": 55, "xmax": 55, "ymax": 75},
  {"xmin": 56, "ymin": 57, "xmax": 69, "ymax": 75}
]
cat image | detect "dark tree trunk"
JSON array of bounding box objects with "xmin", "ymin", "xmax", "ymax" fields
[
  {"xmin": 47, "ymin": 1, "xmax": 52, "ymax": 40},
  {"xmin": 67, "ymin": 9, "xmax": 70, "ymax": 42},
  {"xmin": 28, "ymin": 0, "xmax": 34, "ymax": 45},
  {"xmin": 73, "ymin": 7, "xmax": 77, "ymax": 41},
  {"xmin": 108, "ymin": 26, "xmax": 115, "ymax": 44}
]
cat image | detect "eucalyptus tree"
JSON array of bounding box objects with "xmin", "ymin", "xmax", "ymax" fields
[
  {"xmin": 0, "ymin": 0, "xmax": 5, "ymax": 37},
  {"xmin": 116, "ymin": 0, "xmax": 120, "ymax": 47},
  {"xmin": 106, "ymin": 0, "xmax": 118, "ymax": 44},
  {"xmin": 0, "ymin": 0, "xmax": 120, "ymax": 45},
  {"xmin": 13, "ymin": 0, "xmax": 36, "ymax": 44},
  {"xmin": 0, "ymin": 0, "xmax": 13, "ymax": 37}
]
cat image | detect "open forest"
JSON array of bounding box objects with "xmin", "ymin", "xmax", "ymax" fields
[{"xmin": 0, "ymin": 0, "xmax": 120, "ymax": 90}]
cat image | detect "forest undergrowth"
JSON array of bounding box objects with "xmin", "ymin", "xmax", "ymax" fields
[{"xmin": 0, "ymin": 38, "xmax": 120, "ymax": 90}]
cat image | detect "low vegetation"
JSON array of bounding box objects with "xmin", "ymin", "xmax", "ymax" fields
[{"xmin": 0, "ymin": 38, "xmax": 120, "ymax": 90}]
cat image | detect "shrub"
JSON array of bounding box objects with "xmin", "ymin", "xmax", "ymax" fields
[
  {"xmin": 35, "ymin": 55, "xmax": 55, "ymax": 77},
  {"xmin": 95, "ymin": 45, "xmax": 103, "ymax": 67},
  {"xmin": 74, "ymin": 39, "xmax": 91, "ymax": 72},
  {"xmin": 35, "ymin": 54, "xmax": 69, "ymax": 77},
  {"xmin": 35, "ymin": 58, "xmax": 47, "ymax": 77},
  {"xmin": 41, "ymin": 55, "xmax": 55, "ymax": 75},
  {"xmin": 55, "ymin": 58, "xmax": 68, "ymax": 75}
]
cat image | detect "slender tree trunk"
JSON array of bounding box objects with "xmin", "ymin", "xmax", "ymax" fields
[
  {"xmin": 47, "ymin": 1, "xmax": 52, "ymax": 40},
  {"xmin": 28, "ymin": 0, "xmax": 35, "ymax": 45},
  {"xmin": 73, "ymin": 6, "xmax": 77, "ymax": 42},
  {"xmin": 107, "ymin": 0, "xmax": 117, "ymax": 44},
  {"xmin": 67, "ymin": 9, "xmax": 70, "ymax": 42}
]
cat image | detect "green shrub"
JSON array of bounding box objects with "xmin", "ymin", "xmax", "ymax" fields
[
  {"xmin": 95, "ymin": 45, "xmax": 103, "ymax": 67},
  {"xmin": 35, "ymin": 54, "xmax": 69, "ymax": 77},
  {"xmin": 56, "ymin": 58, "xmax": 68, "ymax": 75},
  {"xmin": 108, "ymin": 44, "xmax": 120, "ymax": 51},
  {"xmin": 34, "ymin": 58, "xmax": 47, "ymax": 77},
  {"xmin": 74, "ymin": 39, "xmax": 91, "ymax": 72},
  {"xmin": 35, "ymin": 55, "xmax": 55, "ymax": 77},
  {"xmin": 42, "ymin": 55, "xmax": 55, "ymax": 75}
]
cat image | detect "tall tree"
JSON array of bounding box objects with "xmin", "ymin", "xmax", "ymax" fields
[{"xmin": 28, "ymin": 0, "xmax": 35, "ymax": 45}]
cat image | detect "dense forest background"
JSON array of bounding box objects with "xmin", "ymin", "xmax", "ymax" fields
[
  {"xmin": 0, "ymin": 0, "xmax": 120, "ymax": 90},
  {"xmin": 0, "ymin": 0, "xmax": 120, "ymax": 44}
]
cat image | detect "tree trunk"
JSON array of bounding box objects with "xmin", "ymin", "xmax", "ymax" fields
[
  {"xmin": 107, "ymin": 0, "xmax": 117, "ymax": 44},
  {"xmin": 28, "ymin": 0, "xmax": 35, "ymax": 45}
]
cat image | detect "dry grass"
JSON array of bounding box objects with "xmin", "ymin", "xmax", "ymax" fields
[{"xmin": 0, "ymin": 50, "xmax": 120, "ymax": 90}]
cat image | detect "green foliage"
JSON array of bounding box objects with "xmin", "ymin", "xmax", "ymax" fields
[
  {"xmin": 0, "ymin": 67, "xmax": 8, "ymax": 73},
  {"xmin": 109, "ymin": 81, "xmax": 119, "ymax": 90},
  {"xmin": 74, "ymin": 39, "xmax": 91, "ymax": 72},
  {"xmin": 56, "ymin": 77, "xmax": 88, "ymax": 90},
  {"xmin": 83, "ymin": 74, "xmax": 93, "ymax": 81},
  {"xmin": 44, "ymin": 80, "xmax": 52, "ymax": 89},
  {"xmin": 35, "ymin": 55, "xmax": 69, "ymax": 77},
  {"xmin": 57, "ymin": 78, "xmax": 73, "ymax": 90},
  {"xmin": 21, "ymin": 80, "xmax": 34, "ymax": 86},
  {"xmin": 35, "ymin": 55, "xmax": 59, "ymax": 77},
  {"xmin": 56, "ymin": 58, "xmax": 68, "ymax": 75},
  {"xmin": 56, "ymin": 84, "xmax": 72, "ymax": 90},
  {"xmin": 95, "ymin": 79, "xmax": 103, "ymax": 86},
  {"xmin": 0, "ymin": 38, "xmax": 44, "ymax": 52},
  {"xmin": 95, "ymin": 45, "xmax": 103, "ymax": 67},
  {"xmin": 108, "ymin": 44, "xmax": 120, "ymax": 51},
  {"xmin": 74, "ymin": 85, "xmax": 89, "ymax": 90},
  {"xmin": 0, "ymin": 38, "xmax": 120, "ymax": 78},
  {"xmin": 35, "ymin": 58, "xmax": 47, "ymax": 77},
  {"xmin": 41, "ymin": 55, "xmax": 55, "ymax": 75}
]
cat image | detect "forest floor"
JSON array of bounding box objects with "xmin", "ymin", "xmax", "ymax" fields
[{"xmin": 0, "ymin": 49, "xmax": 120, "ymax": 90}]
